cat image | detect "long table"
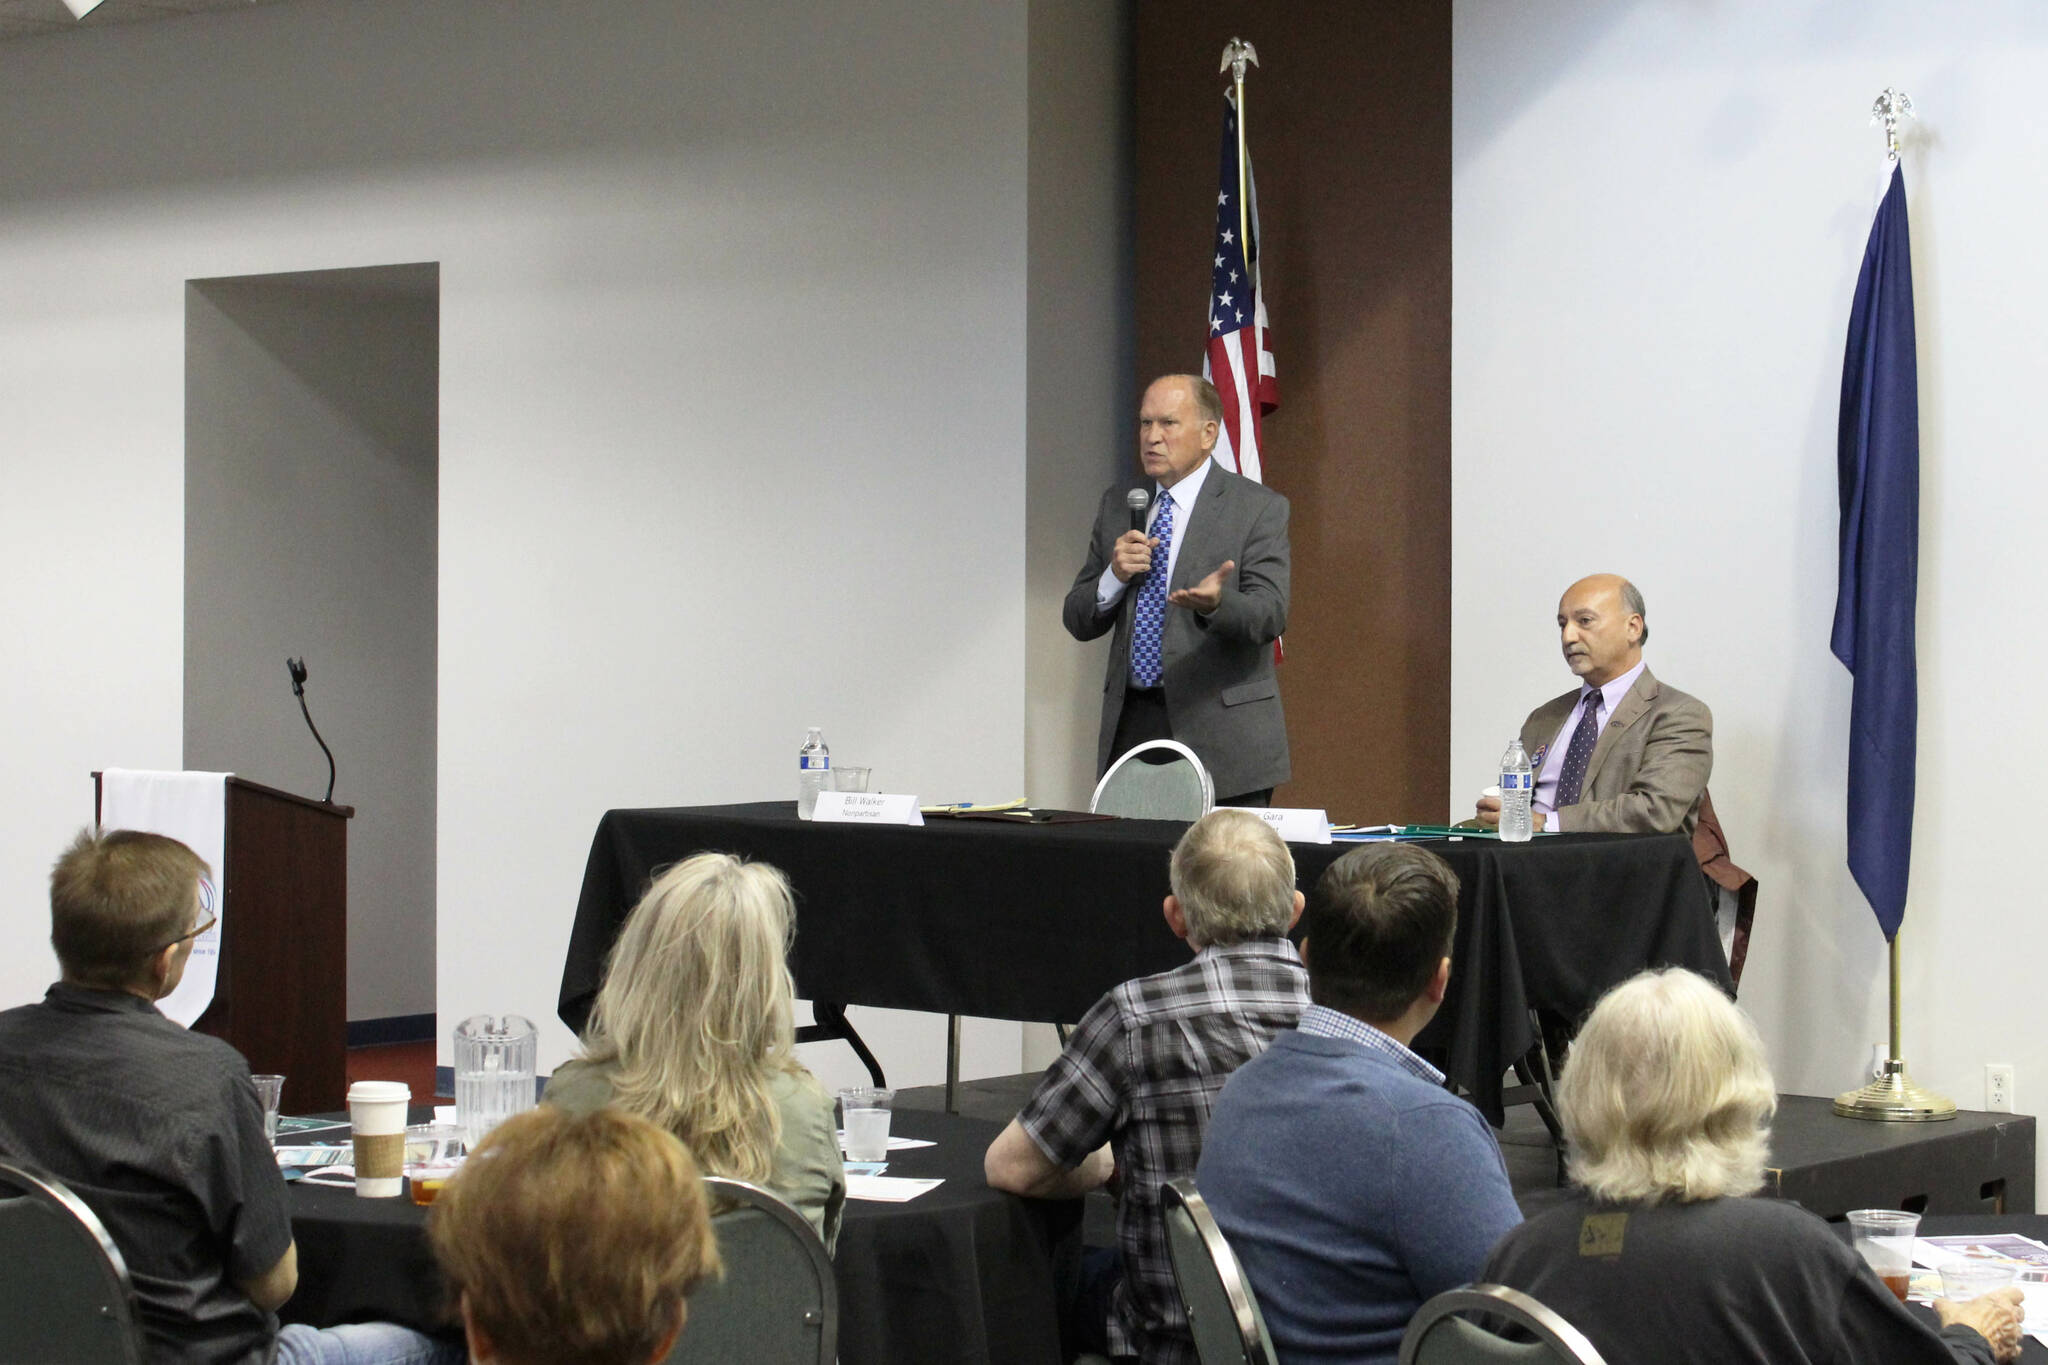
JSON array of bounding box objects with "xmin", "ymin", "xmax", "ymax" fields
[
  {"xmin": 559, "ymin": 803, "xmax": 1730, "ymax": 1123},
  {"xmin": 282, "ymin": 1107, "xmax": 1079, "ymax": 1365}
]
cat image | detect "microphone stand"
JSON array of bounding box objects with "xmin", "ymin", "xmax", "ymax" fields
[{"xmin": 288, "ymin": 658, "xmax": 337, "ymax": 804}]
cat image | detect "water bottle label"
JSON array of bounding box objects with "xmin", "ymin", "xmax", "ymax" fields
[
  {"xmin": 800, "ymin": 755, "xmax": 830, "ymax": 770},
  {"xmin": 1502, "ymin": 772, "xmax": 1531, "ymax": 791}
]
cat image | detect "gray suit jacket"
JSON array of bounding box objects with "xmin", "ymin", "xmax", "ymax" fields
[
  {"xmin": 1062, "ymin": 463, "xmax": 1290, "ymax": 798},
  {"xmin": 1519, "ymin": 666, "xmax": 1712, "ymax": 837}
]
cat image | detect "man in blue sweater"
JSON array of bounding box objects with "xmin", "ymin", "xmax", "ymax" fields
[{"xmin": 1196, "ymin": 842, "xmax": 1523, "ymax": 1364}]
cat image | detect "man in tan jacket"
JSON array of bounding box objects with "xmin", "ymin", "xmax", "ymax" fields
[{"xmin": 1476, "ymin": 574, "xmax": 1712, "ymax": 838}]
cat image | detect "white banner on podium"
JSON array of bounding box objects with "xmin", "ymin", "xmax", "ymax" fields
[{"xmin": 100, "ymin": 769, "xmax": 231, "ymax": 1028}]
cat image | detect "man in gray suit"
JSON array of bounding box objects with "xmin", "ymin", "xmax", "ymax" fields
[
  {"xmin": 1063, "ymin": 374, "xmax": 1290, "ymax": 806},
  {"xmin": 1475, "ymin": 574, "xmax": 1712, "ymax": 837}
]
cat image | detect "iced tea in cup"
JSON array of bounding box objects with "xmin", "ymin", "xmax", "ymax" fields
[
  {"xmin": 1848, "ymin": 1208, "xmax": 1920, "ymax": 1301},
  {"xmin": 347, "ymin": 1080, "xmax": 411, "ymax": 1198}
]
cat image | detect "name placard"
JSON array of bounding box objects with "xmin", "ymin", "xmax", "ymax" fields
[
  {"xmin": 1220, "ymin": 806, "xmax": 1331, "ymax": 844},
  {"xmin": 812, "ymin": 792, "xmax": 926, "ymax": 826}
]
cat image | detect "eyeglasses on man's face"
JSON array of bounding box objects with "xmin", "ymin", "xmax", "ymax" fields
[{"xmin": 153, "ymin": 879, "xmax": 218, "ymax": 953}]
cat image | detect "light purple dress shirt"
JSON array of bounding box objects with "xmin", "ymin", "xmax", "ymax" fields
[{"xmin": 1533, "ymin": 658, "xmax": 1647, "ymax": 832}]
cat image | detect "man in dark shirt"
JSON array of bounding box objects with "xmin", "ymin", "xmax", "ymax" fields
[
  {"xmin": 0, "ymin": 829, "xmax": 455, "ymax": 1365},
  {"xmin": 983, "ymin": 809, "xmax": 1312, "ymax": 1365}
]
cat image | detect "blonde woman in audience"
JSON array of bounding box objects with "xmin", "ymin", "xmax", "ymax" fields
[
  {"xmin": 428, "ymin": 1107, "xmax": 719, "ymax": 1365},
  {"xmin": 1483, "ymin": 969, "xmax": 2023, "ymax": 1364},
  {"xmin": 544, "ymin": 852, "xmax": 846, "ymax": 1248}
]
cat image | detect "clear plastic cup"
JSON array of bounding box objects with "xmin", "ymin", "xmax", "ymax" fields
[
  {"xmin": 1941, "ymin": 1261, "xmax": 2018, "ymax": 1303},
  {"xmin": 1847, "ymin": 1209, "xmax": 1920, "ymax": 1302},
  {"xmin": 404, "ymin": 1123, "xmax": 466, "ymax": 1206},
  {"xmin": 838, "ymin": 1087, "xmax": 894, "ymax": 1162},
  {"xmin": 251, "ymin": 1074, "xmax": 285, "ymax": 1143}
]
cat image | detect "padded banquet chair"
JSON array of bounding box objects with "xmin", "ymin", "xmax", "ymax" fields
[
  {"xmin": 665, "ymin": 1177, "xmax": 835, "ymax": 1365},
  {"xmin": 1398, "ymin": 1284, "xmax": 1607, "ymax": 1365},
  {"xmin": 0, "ymin": 1159, "xmax": 147, "ymax": 1365},
  {"xmin": 1160, "ymin": 1178, "xmax": 1279, "ymax": 1365},
  {"xmin": 1090, "ymin": 740, "xmax": 1214, "ymax": 821}
]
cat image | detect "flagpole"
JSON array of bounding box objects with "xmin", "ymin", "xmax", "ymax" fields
[
  {"xmin": 1833, "ymin": 85, "xmax": 1950, "ymax": 1124},
  {"xmin": 1219, "ymin": 38, "xmax": 1258, "ymax": 260}
]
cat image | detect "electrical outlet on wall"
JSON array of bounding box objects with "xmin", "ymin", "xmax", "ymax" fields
[{"xmin": 1986, "ymin": 1064, "xmax": 2015, "ymax": 1113}]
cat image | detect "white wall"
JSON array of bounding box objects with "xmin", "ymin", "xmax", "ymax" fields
[
  {"xmin": 1454, "ymin": 1, "xmax": 2048, "ymax": 1166},
  {"xmin": 0, "ymin": 0, "xmax": 1125, "ymax": 1088},
  {"xmin": 185, "ymin": 266, "xmax": 439, "ymax": 1022},
  {"xmin": 1021, "ymin": 0, "xmax": 1133, "ymax": 1070}
]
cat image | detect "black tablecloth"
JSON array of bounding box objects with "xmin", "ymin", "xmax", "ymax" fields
[
  {"xmin": 282, "ymin": 1107, "xmax": 1078, "ymax": 1365},
  {"xmin": 559, "ymin": 804, "xmax": 1728, "ymax": 1122}
]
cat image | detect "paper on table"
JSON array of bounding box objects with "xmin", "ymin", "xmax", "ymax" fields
[
  {"xmin": 275, "ymin": 1144, "xmax": 351, "ymax": 1169},
  {"xmin": 1913, "ymin": 1234, "xmax": 2048, "ymax": 1268},
  {"xmin": 435, "ymin": 1105, "xmax": 459, "ymax": 1125},
  {"xmin": 834, "ymin": 1133, "xmax": 936, "ymax": 1152},
  {"xmin": 845, "ymin": 1175, "xmax": 943, "ymax": 1202},
  {"xmin": 1910, "ymin": 1237, "xmax": 2048, "ymax": 1337}
]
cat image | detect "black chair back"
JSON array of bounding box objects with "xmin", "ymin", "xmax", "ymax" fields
[
  {"xmin": 664, "ymin": 1176, "xmax": 836, "ymax": 1365},
  {"xmin": 1160, "ymin": 1178, "xmax": 1278, "ymax": 1365},
  {"xmin": 1399, "ymin": 1284, "xmax": 1607, "ymax": 1365},
  {"xmin": 0, "ymin": 1160, "xmax": 147, "ymax": 1365}
]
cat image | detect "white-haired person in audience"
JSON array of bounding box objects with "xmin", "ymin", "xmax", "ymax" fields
[
  {"xmin": 429, "ymin": 1106, "xmax": 720, "ymax": 1365},
  {"xmin": 1484, "ymin": 968, "xmax": 2024, "ymax": 1364},
  {"xmin": 544, "ymin": 852, "xmax": 846, "ymax": 1249},
  {"xmin": 984, "ymin": 808, "xmax": 1312, "ymax": 1365}
]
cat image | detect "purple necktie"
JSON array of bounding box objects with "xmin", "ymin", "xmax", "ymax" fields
[
  {"xmin": 1555, "ymin": 690, "xmax": 1603, "ymax": 808},
  {"xmin": 1130, "ymin": 494, "xmax": 1176, "ymax": 687}
]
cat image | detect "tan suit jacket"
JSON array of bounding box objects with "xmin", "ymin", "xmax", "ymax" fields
[{"xmin": 1520, "ymin": 666, "xmax": 1712, "ymax": 838}]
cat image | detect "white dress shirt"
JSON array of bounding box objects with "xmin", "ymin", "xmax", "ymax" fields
[{"xmin": 1094, "ymin": 455, "xmax": 1214, "ymax": 615}]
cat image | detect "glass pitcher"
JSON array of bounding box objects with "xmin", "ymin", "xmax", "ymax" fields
[{"xmin": 453, "ymin": 1014, "xmax": 537, "ymax": 1148}]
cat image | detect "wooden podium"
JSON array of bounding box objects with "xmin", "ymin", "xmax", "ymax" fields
[{"xmin": 95, "ymin": 774, "xmax": 352, "ymax": 1112}]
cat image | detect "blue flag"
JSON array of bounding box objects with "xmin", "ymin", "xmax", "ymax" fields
[{"xmin": 1831, "ymin": 163, "xmax": 1919, "ymax": 941}]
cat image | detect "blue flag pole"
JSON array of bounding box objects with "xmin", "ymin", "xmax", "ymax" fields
[
  {"xmin": 1832, "ymin": 90, "xmax": 1952, "ymax": 1122},
  {"xmin": 1831, "ymin": 160, "xmax": 1919, "ymax": 944}
]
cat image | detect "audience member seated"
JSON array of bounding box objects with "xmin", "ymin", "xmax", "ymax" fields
[
  {"xmin": 0, "ymin": 829, "xmax": 459, "ymax": 1365},
  {"xmin": 1198, "ymin": 842, "xmax": 1523, "ymax": 1365},
  {"xmin": 544, "ymin": 852, "xmax": 846, "ymax": 1250},
  {"xmin": 1484, "ymin": 968, "xmax": 2024, "ymax": 1364},
  {"xmin": 983, "ymin": 808, "xmax": 1311, "ymax": 1365},
  {"xmin": 428, "ymin": 1106, "xmax": 720, "ymax": 1365}
]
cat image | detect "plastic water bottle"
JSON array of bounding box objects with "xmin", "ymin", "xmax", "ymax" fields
[
  {"xmin": 1498, "ymin": 738, "xmax": 1534, "ymax": 843},
  {"xmin": 797, "ymin": 727, "xmax": 831, "ymax": 820}
]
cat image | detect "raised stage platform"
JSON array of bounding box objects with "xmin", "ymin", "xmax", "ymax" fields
[{"xmin": 902, "ymin": 1075, "xmax": 2037, "ymax": 1227}]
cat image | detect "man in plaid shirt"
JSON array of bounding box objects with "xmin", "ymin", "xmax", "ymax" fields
[{"xmin": 983, "ymin": 809, "xmax": 1309, "ymax": 1364}]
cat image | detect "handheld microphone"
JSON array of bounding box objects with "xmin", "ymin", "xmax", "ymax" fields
[
  {"xmin": 1126, "ymin": 488, "xmax": 1152, "ymax": 534},
  {"xmin": 286, "ymin": 657, "xmax": 338, "ymax": 804}
]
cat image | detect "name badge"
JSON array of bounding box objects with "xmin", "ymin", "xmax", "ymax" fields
[
  {"xmin": 812, "ymin": 792, "xmax": 926, "ymax": 826},
  {"xmin": 1220, "ymin": 806, "xmax": 1331, "ymax": 844}
]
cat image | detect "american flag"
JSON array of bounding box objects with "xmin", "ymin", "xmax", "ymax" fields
[{"xmin": 1203, "ymin": 90, "xmax": 1278, "ymax": 481}]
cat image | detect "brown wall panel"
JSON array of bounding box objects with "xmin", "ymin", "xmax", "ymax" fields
[{"xmin": 1133, "ymin": 0, "xmax": 1452, "ymax": 822}]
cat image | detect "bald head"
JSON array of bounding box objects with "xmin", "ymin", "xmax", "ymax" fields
[{"xmin": 1557, "ymin": 575, "xmax": 1646, "ymax": 686}]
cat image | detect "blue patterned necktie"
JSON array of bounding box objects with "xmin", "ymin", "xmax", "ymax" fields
[
  {"xmin": 1130, "ymin": 492, "xmax": 1176, "ymax": 687},
  {"xmin": 1555, "ymin": 689, "xmax": 1604, "ymax": 807}
]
